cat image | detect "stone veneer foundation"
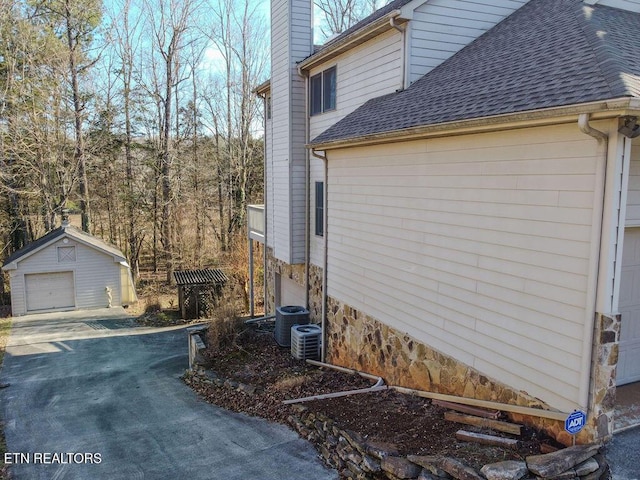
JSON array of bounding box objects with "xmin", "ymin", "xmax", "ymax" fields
[
  {"xmin": 325, "ymin": 295, "xmax": 617, "ymax": 446},
  {"xmin": 265, "ymin": 250, "xmax": 618, "ymax": 445}
]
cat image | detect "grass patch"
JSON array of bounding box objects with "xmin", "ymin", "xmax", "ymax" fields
[{"xmin": 0, "ymin": 316, "xmax": 12, "ymax": 479}]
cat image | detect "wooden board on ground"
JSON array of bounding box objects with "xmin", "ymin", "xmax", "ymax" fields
[
  {"xmin": 433, "ymin": 399, "xmax": 500, "ymax": 419},
  {"xmin": 444, "ymin": 412, "xmax": 522, "ymax": 435},
  {"xmin": 455, "ymin": 430, "xmax": 519, "ymax": 449}
]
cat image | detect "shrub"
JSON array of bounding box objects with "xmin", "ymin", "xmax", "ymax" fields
[{"xmin": 206, "ymin": 302, "xmax": 245, "ymax": 353}]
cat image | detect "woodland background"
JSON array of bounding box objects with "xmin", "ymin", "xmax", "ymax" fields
[{"xmin": 0, "ymin": 0, "xmax": 389, "ymax": 308}]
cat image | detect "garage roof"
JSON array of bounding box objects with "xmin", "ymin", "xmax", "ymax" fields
[{"xmin": 2, "ymin": 224, "xmax": 128, "ymax": 271}]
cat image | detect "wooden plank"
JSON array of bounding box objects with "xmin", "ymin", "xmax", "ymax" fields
[
  {"xmin": 455, "ymin": 430, "xmax": 519, "ymax": 449},
  {"xmin": 444, "ymin": 412, "xmax": 522, "ymax": 436},
  {"xmin": 433, "ymin": 399, "xmax": 500, "ymax": 419},
  {"xmin": 391, "ymin": 386, "xmax": 569, "ymax": 422}
]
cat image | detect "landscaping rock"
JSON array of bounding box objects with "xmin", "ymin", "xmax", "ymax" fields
[
  {"xmin": 407, "ymin": 455, "xmax": 451, "ymax": 478},
  {"xmin": 574, "ymin": 458, "xmax": 599, "ymax": 476},
  {"xmin": 526, "ymin": 445, "xmax": 600, "ymax": 478},
  {"xmin": 438, "ymin": 457, "xmax": 484, "ymax": 480},
  {"xmin": 366, "ymin": 440, "xmax": 400, "ymax": 460},
  {"xmin": 381, "ymin": 456, "xmax": 422, "ymax": 479},
  {"xmin": 480, "ymin": 461, "xmax": 528, "ymax": 480}
]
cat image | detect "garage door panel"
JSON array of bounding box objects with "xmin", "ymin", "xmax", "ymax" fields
[
  {"xmin": 619, "ymin": 228, "xmax": 640, "ymax": 385},
  {"xmin": 25, "ymin": 272, "xmax": 75, "ymax": 312}
]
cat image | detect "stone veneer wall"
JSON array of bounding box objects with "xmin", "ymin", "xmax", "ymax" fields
[
  {"xmin": 265, "ymin": 248, "xmax": 323, "ymax": 323},
  {"xmin": 325, "ymin": 295, "xmax": 615, "ymax": 446},
  {"xmin": 586, "ymin": 314, "xmax": 619, "ymax": 440}
]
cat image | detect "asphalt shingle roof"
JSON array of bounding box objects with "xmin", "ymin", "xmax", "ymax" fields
[{"xmin": 311, "ymin": 0, "xmax": 640, "ymax": 146}]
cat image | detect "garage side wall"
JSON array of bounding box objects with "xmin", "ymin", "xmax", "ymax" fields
[
  {"xmin": 10, "ymin": 239, "xmax": 121, "ymax": 315},
  {"xmin": 324, "ymin": 123, "xmax": 602, "ymax": 413}
]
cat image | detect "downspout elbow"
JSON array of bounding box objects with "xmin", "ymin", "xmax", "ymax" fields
[{"xmin": 578, "ymin": 113, "xmax": 607, "ymax": 144}]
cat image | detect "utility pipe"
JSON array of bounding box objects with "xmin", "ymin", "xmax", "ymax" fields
[
  {"xmin": 306, "ymin": 359, "xmax": 383, "ymax": 383},
  {"xmin": 283, "ymin": 383, "xmax": 387, "ymax": 405},
  {"xmin": 312, "ymin": 149, "xmax": 328, "ymax": 362},
  {"xmin": 390, "ymin": 16, "xmax": 407, "ymax": 91},
  {"xmin": 303, "ymin": 68, "xmax": 311, "ymax": 311}
]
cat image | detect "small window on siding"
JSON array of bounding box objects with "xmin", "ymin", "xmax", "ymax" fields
[
  {"xmin": 315, "ymin": 181, "xmax": 324, "ymax": 237},
  {"xmin": 58, "ymin": 246, "xmax": 76, "ymax": 262},
  {"xmin": 310, "ymin": 66, "xmax": 337, "ymax": 116}
]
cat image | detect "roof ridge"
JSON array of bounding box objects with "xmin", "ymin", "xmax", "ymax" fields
[{"xmin": 578, "ymin": 3, "xmax": 625, "ymax": 98}]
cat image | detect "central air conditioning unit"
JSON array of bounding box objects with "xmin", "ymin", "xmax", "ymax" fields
[
  {"xmin": 291, "ymin": 324, "xmax": 322, "ymax": 360},
  {"xmin": 275, "ymin": 305, "xmax": 309, "ymax": 347}
]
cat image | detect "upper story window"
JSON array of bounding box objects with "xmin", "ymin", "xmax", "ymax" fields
[{"xmin": 310, "ymin": 66, "xmax": 336, "ymax": 116}]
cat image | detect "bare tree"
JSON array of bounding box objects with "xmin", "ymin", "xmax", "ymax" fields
[
  {"xmin": 144, "ymin": 0, "xmax": 203, "ymax": 282},
  {"xmin": 314, "ymin": 0, "xmax": 390, "ymax": 41}
]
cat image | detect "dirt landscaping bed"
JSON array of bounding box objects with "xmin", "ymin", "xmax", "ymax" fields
[{"xmin": 183, "ymin": 323, "xmax": 560, "ymax": 475}]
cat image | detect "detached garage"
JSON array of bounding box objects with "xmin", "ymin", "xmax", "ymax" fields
[{"xmin": 2, "ymin": 219, "xmax": 137, "ymax": 316}]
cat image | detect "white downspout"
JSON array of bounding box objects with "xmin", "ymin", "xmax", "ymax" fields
[
  {"xmin": 390, "ymin": 17, "xmax": 406, "ymax": 90},
  {"xmin": 578, "ymin": 113, "xmax": 608, "ymax": 411},
  {"xmin": 312, "ymin": 148, "xmax": 328, "ymax": 362}
]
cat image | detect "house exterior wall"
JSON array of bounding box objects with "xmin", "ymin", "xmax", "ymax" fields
[
  {"xmin": 7, "ymin": 239, "xmax": 121, "ymax": 315},
  {"xmin": 323, "ymin": 123, "xmax": 604, "ymax": 413},
  {"xmin": 269, "ymin": 0, "xmax": 312, "ymax": 264},
  {"xmin": 308, "ymin": 29, "xmax": 403, "ymax": 140},
  {"xmin": 406, "ymin": 0, "xmax": 528, "ymax": 85}
]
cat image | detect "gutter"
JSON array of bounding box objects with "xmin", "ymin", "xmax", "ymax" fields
[
  {"xmin": 298, "ymin": 10, "xmax": 405, "ymax": 72},
  {"xmin": 308, "ymin": 98, "xmax": 640, "ymax": 151}
]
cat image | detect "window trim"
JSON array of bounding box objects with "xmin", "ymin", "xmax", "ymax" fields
[{"xmin": 310, "ymin": 66, "xmax": 337, "ymax": 116}]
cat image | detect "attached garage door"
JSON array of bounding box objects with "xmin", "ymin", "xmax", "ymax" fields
[
  {"xmin": 25, "ymin": 272, "xmax": 75, "ymax": 312},
  {"xmin": 619, "ymin": 228, "xmax": 640, "ymax": 385}
]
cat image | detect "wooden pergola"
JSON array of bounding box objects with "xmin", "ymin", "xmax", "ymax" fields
[{"xmin": 173, "ymin": 269, "xmax": 228, "ymax": 320}]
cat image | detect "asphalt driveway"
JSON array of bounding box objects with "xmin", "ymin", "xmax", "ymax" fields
[{"xmin": 0, "ymin": 309, "xmax": 337, "ymax": 480}]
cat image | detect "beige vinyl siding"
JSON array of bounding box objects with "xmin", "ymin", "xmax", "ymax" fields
[
  {"xmin": 265, "ymin": 115, "xmax": 275, "ymax": 249},
  {"xmin": 593, "ymin": 0, "xmax": 640, "ymax": 12},
  {"xmin": 326, "ymin": 123, "xmax": 601, "ymax": 411},
  {"xmin": 309, "ymin": 29, "xmax": 403, "ymax": 140},
  {"xmin": 270, "ymin": 0, "xmax": 311, "ymax": 263},
  {"xmin": 10, "ymin": 240, "xmax": 121, "ymax": 315},
  {"xmin": 625, "ymin": 139, "xmax": 640, "ymax": 226},
  {"xmin": 407, "ymin": 0, "xmax": 527, "ymax": 85},
  {"xmin": 271, "ymin": 0, "xmax": 291, "ymax": 259}
]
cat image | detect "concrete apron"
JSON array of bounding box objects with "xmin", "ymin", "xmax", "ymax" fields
[{"xmin": 0, "ymin": 308, "xmax": 336, "ymax": 480}]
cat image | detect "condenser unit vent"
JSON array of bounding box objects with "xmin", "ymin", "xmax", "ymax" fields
[
  {"xmin": 291, "ymin": 324, "xmax": 322, "ymax": 360},
  {"xmin": 275, "ymin": 305, "xmax": 309, "ymax": 346}
]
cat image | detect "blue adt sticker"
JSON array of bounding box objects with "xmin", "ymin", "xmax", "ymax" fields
[{"xmin": 565, "ymin": 410, "xmax": 587, "ymax": 435}]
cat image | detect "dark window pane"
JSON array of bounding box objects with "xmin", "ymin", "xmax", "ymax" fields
[
  {"xmin": 323, "ymin": 67, "xmax": 336, "ymax": 112},
  {"xmin": 315, "ymin": 181, "xmax": 324, "ymax": 236},
  {"xmin": 310, "ymin": 74, "xmax": 322, "ymax": 115}
]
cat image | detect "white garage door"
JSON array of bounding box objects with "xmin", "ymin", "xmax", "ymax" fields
[
  {"xmin": 25, "ymin": 272, "xmax": 75, "ymax": 312},
  {"xmin": 619, "ymin": 228, "xmax": 640, "ymax": 385}
]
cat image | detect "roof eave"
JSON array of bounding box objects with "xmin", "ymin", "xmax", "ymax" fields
[
  {"xmin": 309, "ymin": 98, "xmax": 640, "ymax": 151},
  {"xmin": 254, "ymin": 80, "xmax": 271, "ymax": 96},
  {"xmin": 298, "ymin": 10, "xmax": 406, "ymax": 72}
]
